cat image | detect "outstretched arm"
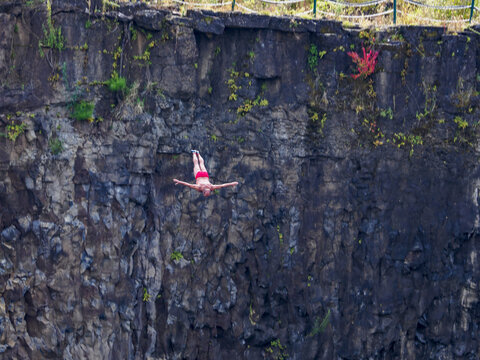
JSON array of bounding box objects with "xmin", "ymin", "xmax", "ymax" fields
[
  {"xmin": 173, "ymin": 179, "xmax": 200, "ymax": 191},
  {"xmin": 212, "ymin": 182, "xmax": 239, "ymax": 190}
]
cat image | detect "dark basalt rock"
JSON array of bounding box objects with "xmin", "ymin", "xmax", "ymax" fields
[
  {"xmin": 0, "ymin": 1, "xmax": 479, "ymax": 359},
  {"xmin": 189, "ymin": 10, "xmax": 225, "ymax": 35}
]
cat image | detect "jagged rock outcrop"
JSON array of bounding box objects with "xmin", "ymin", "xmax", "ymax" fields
[{"xmin": 0, "ymin": 1, "xmax": 479, "ymax": 359}]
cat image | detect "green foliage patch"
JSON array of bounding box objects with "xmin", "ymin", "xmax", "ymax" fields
[
  {"xmin": 2, "ymin": 121, "xmax": 27, "ymax": 142},
  {"xmin": 49, "ymin": 137, "xmax": 63, "ymax": 154},
  {"xmin": 265, "ymin": 339, "xmax": 288, "ymax": 360},
  {"xmin": 392, "ymin": 132, "xmax": 423, "ymax": 156},
  {"xmin": 237, "ymin": 96, "xmax": 268, "ymax": 116},
  {"xmin": 105, "ymin": 74, "xmax": 127, "ymax": 93},
  {"xmin": 227, "ymin": 66, "xmax": 240, "ymax": 101},
  {"xmin": 133, "ymin": 41, "xmax": 154, "ymax": 66},
  {"xmin": 143, "ymin": 288, "xmax": 151, "ymax": 302},
  {"xmin": 308, "ymin": 44, "xmax": 318, "ymax": 72},
  {"xmin": 454, "ymin": 116, "xmax": 468, "ymax": 130},
  {"xmin": 308, "ymin": 309, "xmax": 331, "ymax": 337},
  {"xmin": 72, "ymin": 100, "xmax": 94, "ymax": 121},
  {"xmin": 170, "ymin": 251, "xmax": 184, "ymax": 261},
  {"xmin": 39, "ymin": 0, "xmax": 65, "ymax": 56}
]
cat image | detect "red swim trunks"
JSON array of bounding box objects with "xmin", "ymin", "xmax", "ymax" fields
[{"xmin": 195, "ymin": 171, "xmax": 209, "ymax": 179}]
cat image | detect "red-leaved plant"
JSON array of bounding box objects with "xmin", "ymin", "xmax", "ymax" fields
[{"xmin": 347, "ymin": 47, "xmax": 379, "ymax": 79}]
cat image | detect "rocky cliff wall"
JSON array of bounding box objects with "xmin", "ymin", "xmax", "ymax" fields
[{"xmin": 0, "ymin": 1, "xmax": 480, "ymax": 359}]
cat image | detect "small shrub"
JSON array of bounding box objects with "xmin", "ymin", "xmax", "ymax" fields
[
  {"xmin": 265, "ymin": 339, "xmax": 288, "ymax": 360},
  {"xmin": 308, "ymin": 44, "xmax": 318, "ymax": 72},
  {"xmin": 454, "ymin": 116, "xmax": 468, "ymax": 130},
  {"xmin": 105, "ymin": 74, "xmax": 127, "ymax": 93},
  {"xmin": 133, "ymin": 48, "xmax": 152, "ymax": 66},
  {"xmin": 130, "ymin": 27, "xmax": 138, "ymax": 41},
  {"xmin": 226, "ymin": 67, "xmax": 240, "ymax": 101},
  {"xmin": 170, "ymin": 251, "xmax": 184, "ymax": 261},
  {"xmin": 143, "ymin": 288, "xmax": 151, "ymax": 302},
  {"xmin": 237, "ymin": 99, "xmax": 253, "ymax": 116},
  {"xmin": 347, "ymin": 47, "xmax": 379, "ymax": 79},
  {"xmin": 380, "ymin": 107, "xmax": 393, "ymax": 120},
  {"xmin": 136, "ymin": 97, "xmax": 144, "ymax": 108},
  {"xmin": 39, "ymin": 0, "xmax": 64, "ymax": 54},
  {"xmin": 40, "ymin": 23, "xmax": 64, "ymax": 53},
  {"xmin": 49, "ymin": 137, "xmax": 63, "ymax": 155},
  {"xmin": 276, "ymin": 225, "xmax": 283, "ymax": 245},
  {"xmin": 72, "ymin": 100, "xmax": 94, "ymax": 121},
  {"xmin": 4, "ymin": 121, "xmax": 27, "ymax": 142}
]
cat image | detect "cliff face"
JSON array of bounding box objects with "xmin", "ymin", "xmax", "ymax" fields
[{"xmin": 1, "ymin": 1, "xmax": 480, "ymax": 359}]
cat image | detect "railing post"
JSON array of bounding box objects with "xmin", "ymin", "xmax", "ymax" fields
[
  {"xmin": 313, "ymin": 0, "xmax": 317, "ymax": 18},
  {"xmin": 469, "ymin": 0, "xmax": 475, "ymax": 22},
  {"xmin": 393, "ymin": 0, "xmax": 397, "ymax": 24},
  {"xmin": 232, "ymin": 0, "xmax": 236, "ymax": 11}
]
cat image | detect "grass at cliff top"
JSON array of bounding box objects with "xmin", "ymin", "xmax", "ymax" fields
[{"xmin": 107, "ymin": 0, "xmax": 479, "ymax": 31}]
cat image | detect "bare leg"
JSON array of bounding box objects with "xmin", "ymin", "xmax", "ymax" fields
[
  {"xmin": 193, "ymin": 152, "xmax": 201, "ymax": 178},
  {"xmin": 197, "ymin": 152, "xmax": 207, "ymax": 172}
]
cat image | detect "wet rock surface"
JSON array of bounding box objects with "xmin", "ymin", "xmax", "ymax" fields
[{"xmin": 0, "ymin": 1, "xmax": 480, "ymax": 359}]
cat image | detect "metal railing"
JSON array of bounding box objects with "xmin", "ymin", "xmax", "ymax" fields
[{"xmin": 166, "ymin": 0, "xmax": 479, "ymax": 24}]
